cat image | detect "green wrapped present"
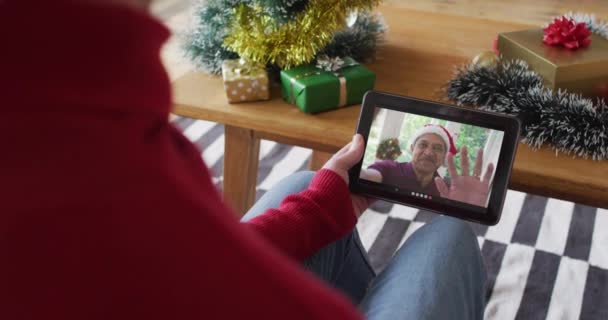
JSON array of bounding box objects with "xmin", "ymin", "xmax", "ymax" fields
[{"xmin": 280, "ymin": 56, "xmax": 376, "ymax": 114}]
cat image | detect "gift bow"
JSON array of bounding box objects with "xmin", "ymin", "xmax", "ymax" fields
[
  {"xmin": 315, "ymin": 55, "xmax": 359, "ymax": 72},
  {"xmin": 231, "ymin": 58, "xmax": 265, "ymax": 77},
  {"xmin": 289, "ymin": 56, "xmax": 359, "ymax": 107}
]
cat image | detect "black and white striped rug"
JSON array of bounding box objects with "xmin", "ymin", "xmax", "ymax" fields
[{"xmin": 174, "ymin": 116, "xmax": 608, "ymax": 320}]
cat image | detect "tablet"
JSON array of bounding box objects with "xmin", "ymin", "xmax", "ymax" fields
[{"xmin": 348, "ymin": 91, "xmax": 521, "ymax": 225}]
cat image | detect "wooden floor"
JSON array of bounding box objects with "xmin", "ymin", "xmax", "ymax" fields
[{"xmin": 154, "ymin": 0, "xmax": 608, "ymax": 82}]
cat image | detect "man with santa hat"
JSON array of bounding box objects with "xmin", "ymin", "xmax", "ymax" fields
[{"xmin": 365, "ymin": 124, "xmax": 495, "ymax": 207}]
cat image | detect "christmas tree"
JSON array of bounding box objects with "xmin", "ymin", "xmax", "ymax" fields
[
  {"xmin": 183, "ymin": 0, "xmax": 386, "ymax": 75},
  {"xmin": 376, "ymin": 138, "xmax": 402, "ymax": 160}
]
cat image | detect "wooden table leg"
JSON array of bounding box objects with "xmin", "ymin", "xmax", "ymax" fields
[
  {"xmin": 309, "ymin": 150, "xmax": 334, "ymax": 171},
  {"xmin": 223, "ymin": 125, "xmax": 260, "ymax": 216}
]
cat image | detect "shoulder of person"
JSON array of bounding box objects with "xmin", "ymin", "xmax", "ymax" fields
[{"xmin": 369, "ymin": 159, "xmax": 405, "ymax": 169}]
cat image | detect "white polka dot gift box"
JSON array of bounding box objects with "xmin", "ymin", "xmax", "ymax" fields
[{"xmin": 221, "ymin": 59, "xmax": 270, "ymax": 103}]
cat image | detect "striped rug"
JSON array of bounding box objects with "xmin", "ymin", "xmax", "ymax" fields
[{"xmin": 175, "ymin": 116, "xmax": 608, "ymax": 320}]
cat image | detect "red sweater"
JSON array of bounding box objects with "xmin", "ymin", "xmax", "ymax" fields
[{"xmin": 0, "ymin": 1, "xmax": 363, "ymax": 319}]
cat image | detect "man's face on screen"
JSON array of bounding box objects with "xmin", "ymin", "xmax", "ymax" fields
[{"xmin": 411, "ymin": 133, "xmax": 446, "ymax": 174}]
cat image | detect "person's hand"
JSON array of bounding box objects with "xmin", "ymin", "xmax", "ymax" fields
[
  {"xmin": 323, "ymin": 134, "xmax": 375, "ymax": 218},
  {"xmin": 434, "ymin": 146, "xmax": 494, "ymax": 207}
]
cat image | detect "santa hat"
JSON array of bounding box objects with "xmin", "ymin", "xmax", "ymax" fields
[{"xmin": 409, "ymin": 124, "xmax": 458, "ymax": 155}]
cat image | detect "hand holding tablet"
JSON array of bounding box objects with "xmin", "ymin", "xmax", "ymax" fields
[{"xmin": 349, "ymin": 91, "xmax": 521, "ymax": 225}]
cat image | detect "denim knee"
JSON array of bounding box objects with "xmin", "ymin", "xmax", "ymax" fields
[
  {"xmin": 430, "ymin": 216, "xmax": 478, "ymax": 247},
  {"xmin": 429, "ymin": 216, "xmax": 485, "ymax": 275},
  {"xmin": 393, "ymin": 215, "xmax": 484, "ymax": 275},
  {"xmin": 285, "ymin": 170, "xmax": 315, "ymax": 190},
  {"xmin": 361, "ymin": 216, "xmax": 486, "ymax": 320},
  {"xmin": 242, "ymin": 170, "xmax": 316, "ymax": 221}
]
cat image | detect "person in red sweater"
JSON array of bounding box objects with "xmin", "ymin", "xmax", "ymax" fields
[{"xmin": 0, "ymin": 0, "xmax": 485, "ymax": 319}]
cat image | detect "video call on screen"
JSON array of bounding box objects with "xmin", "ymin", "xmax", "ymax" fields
[{"xmin": 360, "ymin": 107, "xmax": 504, "ymax": 208}]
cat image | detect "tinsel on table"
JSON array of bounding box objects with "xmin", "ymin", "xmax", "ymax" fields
[
  {"xmin": 184, "ymin": 0, "xmax": 386, "ymax": 75},
  {"xmin": 446, "ymin": 60, "xmax": 608, "ymax": 160}
]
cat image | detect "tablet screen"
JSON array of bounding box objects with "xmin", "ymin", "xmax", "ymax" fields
[{"xmin": 360, "ymin": 106, "xmax": 504, "ymax": 209}]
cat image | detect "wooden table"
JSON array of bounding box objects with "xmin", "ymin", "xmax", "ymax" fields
[{"xmin": 172, "ymin": 4, "xmax": 608, "ymax": 214}]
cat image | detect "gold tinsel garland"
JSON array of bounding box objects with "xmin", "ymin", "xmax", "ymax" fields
[{"xmin": 223, "ymin": 0, "xmax": 381, "ymax": 69}]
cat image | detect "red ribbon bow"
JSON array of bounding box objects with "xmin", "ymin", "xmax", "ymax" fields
[{"xmin": 543, "ymin": 17, "xmax": 592, "ymax": 50}]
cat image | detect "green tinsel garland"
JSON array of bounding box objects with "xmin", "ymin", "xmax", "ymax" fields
[
  {"xmin": 376, "ymin": 138, "xmax": 402, "ymax": 160},
  {"xmin": 446, "ymin": 60, "xmax": 608, "ymax": 160}
]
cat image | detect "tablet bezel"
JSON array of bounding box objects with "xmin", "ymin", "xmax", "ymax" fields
[{"xmin": 348, "ymin": 91, "xmax": 521, "ymax": 225}]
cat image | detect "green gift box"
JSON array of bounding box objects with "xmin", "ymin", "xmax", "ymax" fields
[
  {"xmin": 498, "ymin": 29, "xmax": 608, "ymax": 98},
  {"xmin": 280, "ymin": 57, "xmax": 376, "ymax": 114}
]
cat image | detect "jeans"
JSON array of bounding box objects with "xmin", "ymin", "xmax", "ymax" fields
[{"xmin": 242, "ymin": 171, "xmax": 486, "ymax": 320}]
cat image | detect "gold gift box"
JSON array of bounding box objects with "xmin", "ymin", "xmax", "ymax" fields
[
  {"xmin": 221, "ymin": 59, "xmax": 270, "ymax": 103},
  {"xmin": 497, "ymin": 29, "xmax": 608, "ymax": 97}
]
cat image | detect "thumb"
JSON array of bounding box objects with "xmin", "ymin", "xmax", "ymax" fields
[{"xmin": 338, "ymin": 134, "xmax": 365, "ymax": 168}]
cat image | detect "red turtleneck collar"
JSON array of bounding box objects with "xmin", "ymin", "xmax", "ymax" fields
[{"xmin": 0, "ymin": 0, "xmax": 171, "ymax": 115}]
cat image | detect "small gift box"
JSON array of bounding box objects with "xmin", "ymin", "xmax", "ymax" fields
[
  {"xmin": 280, "ymin": 56, "xmax": 376, "ymax": 114},
  {"xmin": 221, "ymin": 59, "xmax": 270, "ymax": 103},
  {"xmin": 497, "ymin": 28, "xmax": 608, "ymax": 97}
]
